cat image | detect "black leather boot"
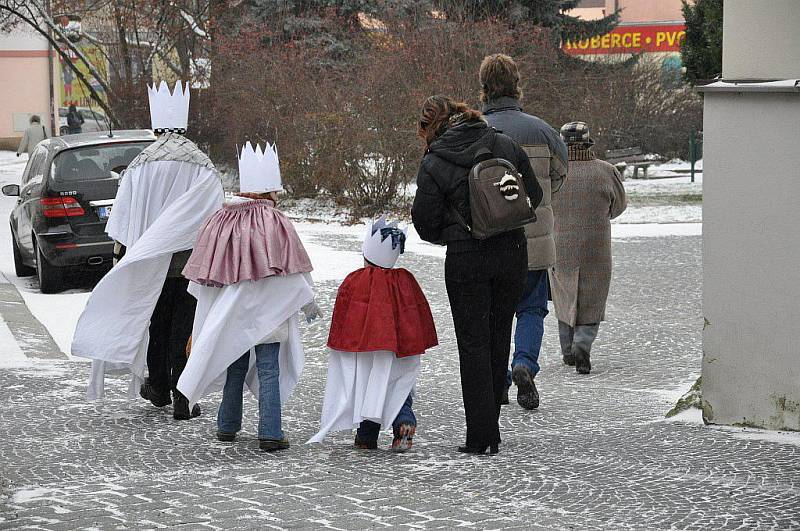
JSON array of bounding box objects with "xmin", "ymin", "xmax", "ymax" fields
[
  {"xmin": 139, "ymin": 378, "xmax": 171, "ymax": 407},
  {"xmin": 173, "ymin": 391, "xmax": 201, "ymax": 420}
]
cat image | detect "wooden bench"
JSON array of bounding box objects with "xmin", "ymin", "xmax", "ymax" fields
[{"xmin": 604, "ymin": 147, "xmax": 661, "ymax": 179}]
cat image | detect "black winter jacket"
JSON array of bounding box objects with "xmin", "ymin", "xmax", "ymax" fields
[{"xmin": 411, "ymin": 120, "xmax": 542, "ymax": 251}]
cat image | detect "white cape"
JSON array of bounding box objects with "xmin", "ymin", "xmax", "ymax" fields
[
  {"xmin": 307, "ymin": 350, "xmax": 420, "ymax": 443},
  {"xmin": 176, "ymin": 274, "xmax": 314, "ymax": 408},
  {"xmin": 72, "ymin": 160, "xmax": 223, "ymax": 399}
]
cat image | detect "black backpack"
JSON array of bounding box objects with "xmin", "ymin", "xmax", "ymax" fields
[{"xmin": 452, "ymin": 138, "xmax": 537, "ymax": 240}]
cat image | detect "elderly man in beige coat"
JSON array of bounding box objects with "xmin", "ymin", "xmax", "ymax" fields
[
  {"xmin": 16, "ymin": 115, "xmax": 48, "ymax": 157},
  {"xmin": 550, "ymin": 122, "xmax": 627, "ymax": 375}
]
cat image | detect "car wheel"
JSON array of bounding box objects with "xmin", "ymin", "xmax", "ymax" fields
[
  {"xmin": 35, "ymin": 241, "xmax": 64, "ymax": 294},
  {"xmin": 11, "ymin": 230, "xmax": 35, "ymax": 277},
  {"xmin": 59, "ymin": 126, "xmax": 68, "ymax": 136}
]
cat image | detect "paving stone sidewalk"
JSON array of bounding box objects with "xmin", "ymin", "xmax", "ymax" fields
[{"xmin": 1, "ymin": 234, "xmax": 799, "ymax": 530}]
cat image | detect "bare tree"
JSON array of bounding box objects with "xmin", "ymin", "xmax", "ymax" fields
[{"xmin": 1, "ymin": 0, "xmax": 214, "ymax": 127}]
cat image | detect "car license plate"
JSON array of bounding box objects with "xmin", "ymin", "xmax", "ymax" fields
[{"xmin": 97, "ymin": 206, "xmax": 112, "ymax": 220}]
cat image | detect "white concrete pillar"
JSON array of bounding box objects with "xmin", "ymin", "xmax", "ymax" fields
[{"xmin": 701, "ymin": 0, "xmax": 800, "ymax": 430}]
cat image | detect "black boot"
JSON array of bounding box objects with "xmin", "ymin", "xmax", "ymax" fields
[
  {"xmin": 558, "ymin": 320, "xmax": 576, "ymax": 366},
  {"xmin": 574, "ymin": 346, "xmax": 591, "ymax": 374},
  {"xmin": 173, "ymin": 391, "xmax": 201, "ymax": 420},
  {"xmin": 139, "ymin": 378, "xmax": 171, "ymax": 407},
  {"xmin": 354, "ymin": 434, "xmax": 378, "ymax": 450},
  {"xmin": 500, "ymin": 385, "xmax": 510, "ymax": 406},
  {"xmin": 511, "ymin": 365, "xmax": 539, "ymax": 410},
  {"xmin": 573, "ymin": 324, "xmax": 599, "ymax": 375},
  {"xmin": 260, "ymin": 438, "xmax": 290, "ymax": 452}
]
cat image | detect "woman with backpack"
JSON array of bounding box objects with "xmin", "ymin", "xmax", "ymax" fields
[{"xmin": 412, "ymin": 95, "xmax": 542, "ymax": 455}]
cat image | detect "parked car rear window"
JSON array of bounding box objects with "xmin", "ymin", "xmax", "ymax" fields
[{"xmin": 51, "ymin": 142, "xmax": 151, "ymax": 182}]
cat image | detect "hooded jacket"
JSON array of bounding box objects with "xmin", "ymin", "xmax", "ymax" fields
[
  {"xmin": 483, "ymin": 97, "xmax": 568, "ymax": 270},
  {"xmin": 412, "ymin": 120, "xmax": 542, "ymax": 251}
]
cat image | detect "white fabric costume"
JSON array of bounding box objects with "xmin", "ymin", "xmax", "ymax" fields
[
  {"xmin": 308, "ymin": 350, "xmax": 420, "ymax": 443},
  {"xmin": 308, "ymin": 217, "xmax": 436, "ymax": 444},
  {"xmin": 176, "ymin": 271, "xmax": 314, "ymax": 408},
  {"xmin": 72, "ymin": 142, "xmax": 223, "ymax": 399},
  {"xmin": 176, "ymin": 144, "xmax": 315, "ymax": 409}
]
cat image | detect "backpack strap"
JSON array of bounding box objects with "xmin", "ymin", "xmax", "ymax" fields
[{"xmin": 473, "ymin": 147, "xmax": 493, "ymax": 163}]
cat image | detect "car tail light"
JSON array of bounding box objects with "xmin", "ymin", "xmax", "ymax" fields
[{"xmin": 41, "ymin": 197, "xmax": 85, "ymax": 218}]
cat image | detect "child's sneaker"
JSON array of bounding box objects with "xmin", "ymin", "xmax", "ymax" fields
[
  {"xmin": 259, "ymin": 438, "xmax": 290, "ymax": 452},
  {"xmin": 216, "ymin": 431, "xmax": 236, "ymax": 442},
  {"xmin": 391, "ymin": 424, "xmax": 415, "ymax": 453},
  {"xmin": 354, "ymin": 435, "xmax": 378, "ymax": 450}
]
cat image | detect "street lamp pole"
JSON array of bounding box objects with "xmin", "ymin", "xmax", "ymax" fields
[{"xmin": 44, "ymin": 0, "xmax": 56, "ymax": 136}]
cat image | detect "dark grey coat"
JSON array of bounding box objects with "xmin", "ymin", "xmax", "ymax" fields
[{"xmin": 483, "ymin": 97, "xmax": 568, "ymax": 270}]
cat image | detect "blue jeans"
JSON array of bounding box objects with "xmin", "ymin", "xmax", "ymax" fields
[
  {"xmin": 506, "ymin": 270, "xmax": 549, "ymax": 386},
  {"xmin": 356, "ymin": 393, "xmax": 415, "ymax": 442},
  {"xmin": 217, "ymin": 343, "xmax": 284, "ymax": 440}
]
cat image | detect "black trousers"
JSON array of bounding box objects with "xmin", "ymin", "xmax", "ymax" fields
[
  {"xmin": 147, "ymin": 277, "xmax": 196, "ymax": 394},
  {"xmin": 445, "ymin": 241, "xmax": 527, "ymax": 447}
]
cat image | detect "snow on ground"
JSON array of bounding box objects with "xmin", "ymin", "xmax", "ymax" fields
[
  {"xmin": 624, "ymin": 176, "xmax": 703, "ymax": 199},
  {"xmin": 622, "ymin": 158, "xmax": 703, "ymax": 181},
  {"xmin": 623, "ymin": 159, "xmax": 703, "ymax": 200},
  {"xmin": 0, "ymin": 152, "xmax": 91, "ymax": 355},
  {"xmin": 614, "ymin": 205, "xmax": 702, "ymax": 224},
  {"xmin": 664, "ymin": 406, "xmax": 800, "ymax": 448},
  {"xmin": 0, "ymin": 315, "xmax": 30, "ymax": 369}
]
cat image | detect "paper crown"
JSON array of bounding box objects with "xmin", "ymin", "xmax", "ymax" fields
[
  {"xmin": 362, "ymin": 216, "xmax": 408, "ymax": 269},
  {"xmin": 237, "ymin": 141, "xmax": 282, "ymax": 193},
  {"xmin": 148, "ymin": 80, "xmax": 190, "ymax": 132}
]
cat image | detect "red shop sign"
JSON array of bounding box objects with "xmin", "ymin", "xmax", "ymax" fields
[{"xmin": 563, "ymin": 23, "xmax": 686, "ymax": 55}]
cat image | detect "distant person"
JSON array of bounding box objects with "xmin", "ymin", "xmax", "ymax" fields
[
  {"xmin": 16, "ymin": 115, "xmax": 48, "ymax": 156},
  {"xmin": 550, "ymin": 122, "xmax": 627, "ymax": 375},
  {"xmin": 412, "ymin": 95, "xmax": 541, "ymax": 455},
  {"xmin": 67, "ymin": 105, "xmax": 84, "ymax": 134},
  {"xmin": 62, "ymin": 65, "xmax": 74, "ymax": 99},
  {"xmin": 479, "ymin": 53, "xmax": 568, "ymax": 411}
]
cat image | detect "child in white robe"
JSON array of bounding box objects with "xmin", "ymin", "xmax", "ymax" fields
[{"xmin": 309, "ymin": 217, "xmax": 437, "ymax": 452}]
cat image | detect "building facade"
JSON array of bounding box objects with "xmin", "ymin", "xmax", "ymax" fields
[{"xmin": 0, "ymin": 27, "xmax": 57, "ymax": 151}]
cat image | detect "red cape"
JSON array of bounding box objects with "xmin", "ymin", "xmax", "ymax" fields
[{"xmin": 327, "ymin": 267, "xmax": 438, "ymax": 357}]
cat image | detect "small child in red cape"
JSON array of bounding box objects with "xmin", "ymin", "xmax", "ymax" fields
[{"xmin": 308, "ymin": 216, "xmax": 437, "ymax": 451}]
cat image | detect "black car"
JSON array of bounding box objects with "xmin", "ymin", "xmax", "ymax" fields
[{"xmin": 2, "ymin": 130, "xmax": 155, "ymax": 293}]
